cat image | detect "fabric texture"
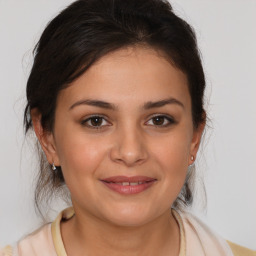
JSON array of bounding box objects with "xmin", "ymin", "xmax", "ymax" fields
[
  {"xmin": 1, "ymin": 207, "xmax": 255, "ymax": 256},
  {"xmin": 0, "ymin": 245, "xmax": 12, "ymax": 256},
  {"xmin": 227, "ymin": 241, "xmax": 256, "ymax": 256}
]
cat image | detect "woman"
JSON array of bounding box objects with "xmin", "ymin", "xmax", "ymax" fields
[{"xmin": 1, "ymin": 0, "xmax": 255, "ymax": 255}]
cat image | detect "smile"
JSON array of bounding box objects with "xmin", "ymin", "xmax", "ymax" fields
[{"xmin": 100, "ymin": 176, "xmax": 157, "ymax": 195}]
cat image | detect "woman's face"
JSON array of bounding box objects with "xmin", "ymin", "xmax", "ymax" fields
[{"xmin": 40, "ymin": 46, "xmax": 203, "ymax": 226}]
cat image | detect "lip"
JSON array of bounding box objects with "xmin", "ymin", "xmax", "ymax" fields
[{"xmin": 100, "ymin": 176, "xmax": 157, "ymax": 195}]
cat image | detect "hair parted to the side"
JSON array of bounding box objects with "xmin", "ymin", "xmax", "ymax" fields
[{"xmin": 24, "ymin": 0, "xmax": 206, "ymax": 217}]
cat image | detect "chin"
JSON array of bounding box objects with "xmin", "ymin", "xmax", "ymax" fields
[{"xmin": 102, "ymin": 205, "xmax": 157, "ymax": 227}]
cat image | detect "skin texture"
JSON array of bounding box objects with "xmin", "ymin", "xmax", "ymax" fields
[{"xmin": 32, "ymin": 46, "xmax": 205, "ymax": 256}]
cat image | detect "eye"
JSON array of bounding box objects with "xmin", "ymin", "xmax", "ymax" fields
[
  {"xmin": 146, "ymin": 115, "xmax": 175, "ymax": 127},
  {"xmin": 81, "ymin": 115, "xmax": 110, "ymax": 129}
]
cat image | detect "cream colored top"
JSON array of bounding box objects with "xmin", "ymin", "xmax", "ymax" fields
[{"xmin": 1, "ymin": 207, "xmax": 255, "ymax": 256}]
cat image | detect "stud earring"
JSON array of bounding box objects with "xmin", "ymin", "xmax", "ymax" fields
[
  {"xmin": 189, "ymin": 156, "xmax": 195, "ymax": 167},
  {"xmin": 52, "ymin": 163, "xmax": 57, "ymax": 171}
]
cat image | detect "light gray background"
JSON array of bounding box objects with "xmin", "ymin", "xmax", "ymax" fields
[{"xmin": 0, "ymin": 0, "xmax": 255, "ymax": 249}]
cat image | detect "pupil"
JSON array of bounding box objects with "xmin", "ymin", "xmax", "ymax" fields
[
  {"xmin": 153, "ymin": 116, "xmax": 164, "ymax": 125},
  {"xmin": 91, "ymin": 117, "xmax": 102, "ymax": 126}
]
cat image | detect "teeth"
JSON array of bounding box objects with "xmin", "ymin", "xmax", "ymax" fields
[
  {"xmin": 121, "ymin": 182, "xmax": 145, "ymax": 186},
  {"xmin": 110, "ymin": 181, "xmax": 147, "ymax": 186}
]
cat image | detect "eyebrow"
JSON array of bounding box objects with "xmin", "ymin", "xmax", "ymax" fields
[{"xmin": 69, "ymin": 97, "xmax": 184, "ymax": 111}]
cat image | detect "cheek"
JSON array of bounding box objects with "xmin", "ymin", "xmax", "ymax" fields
[
  {"xmin": 55, "ymin": 131, "xmax": 106, "ymax": 177},
  {"xmin": 152, "ymin": 132, "xmax": 191, "ymax": 193},
  {"xmin": 154, "ymin": 133, "xmax": 191, "ymax": 170},
  {"xmin": 54, "ymin": 133, "xmax": 109, "ymax": 204}
]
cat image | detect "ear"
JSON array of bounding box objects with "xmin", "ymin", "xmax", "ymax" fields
[
  {"xmin": 31, "ymin": 108, "xmax": 60, "ymax": 167},
  {"xmin": 189, "ymin": 119, "xmax": 206, "ymax": 165}
]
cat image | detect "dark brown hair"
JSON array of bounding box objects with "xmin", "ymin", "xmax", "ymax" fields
[{"xmin": 24, "ymin": 0, "xmax": 206, "ymax": 216}]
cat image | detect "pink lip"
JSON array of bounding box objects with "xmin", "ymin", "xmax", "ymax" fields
[{"xmin": 100, "ymin": 176, "xmax": 157, "ymax": 195}]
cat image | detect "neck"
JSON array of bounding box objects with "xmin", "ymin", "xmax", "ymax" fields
[{"xmin": 61, "ymin": 208, "xmax": 180, "ymax": 256}]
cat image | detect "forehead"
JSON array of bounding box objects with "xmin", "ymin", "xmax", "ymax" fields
[{"xmin": 57, "ymin": 46, "xmax": 191, "ymax": 110}]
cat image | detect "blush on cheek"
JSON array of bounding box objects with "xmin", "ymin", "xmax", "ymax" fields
[
  {"xmin": 59, "ymin": 145, "xmax": 101, "ymax": 199},
  {"xmin": 64, "ymin": 145, "xmax": 101, "ymax": 173}
]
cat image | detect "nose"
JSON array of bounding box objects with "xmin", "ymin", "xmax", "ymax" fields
[{"xmin": 110, "ymin": 124, "xmax": 148, "ymax": 167}]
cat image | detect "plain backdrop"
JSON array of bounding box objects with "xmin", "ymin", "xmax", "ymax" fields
[{"xmin": 0, "ymin": 0, "xmax": 255, "ymax": 249}]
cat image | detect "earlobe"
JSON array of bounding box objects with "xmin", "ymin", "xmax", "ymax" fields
[
  {"xmin": 189, "ymin": 121, "xmax": 206, "ymax": 165},
  {"xmin": 31, "ymin": 108, "xmax": 60, "ymax": 166}
]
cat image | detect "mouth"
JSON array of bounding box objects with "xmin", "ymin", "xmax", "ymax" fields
[{"xmin": 100, "ymin": 176, "xmax": 157, "ymax": 195}]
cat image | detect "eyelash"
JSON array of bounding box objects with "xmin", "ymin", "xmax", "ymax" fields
[{"xmin": 81, "ymin": 114, "xmax": 176, "ymax": 130}]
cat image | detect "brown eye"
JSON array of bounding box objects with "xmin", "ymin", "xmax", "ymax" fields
[
  {"xmin": 146, "ymin": 115, "xmax": 175, "ymax": 127},
  {"xmin": 81, "ymin": 115, "xmax": 109, "ymax": 129},
  {"xmin": 90, "ymin": 117, "xmax": 103, "ymax": 126},
  {"xmin": 152, "ymin": 116, "xmax": 165, "ymax": 125}
]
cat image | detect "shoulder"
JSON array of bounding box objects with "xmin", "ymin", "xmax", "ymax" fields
[
  {"xmin": 5, "ymin": 224, "xmax": 57, "ymax": 256},
  {"xmin": 177, "ymin": 210, "xmax": 256, "ymax": 256},
  {"xmin": 1, "ymin": 207, "xmax": 73, "ymax": 256}
]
